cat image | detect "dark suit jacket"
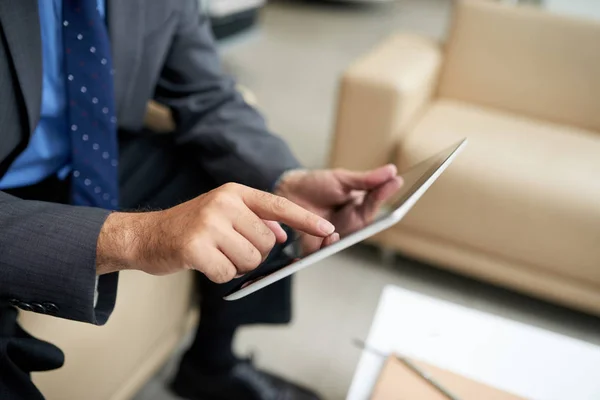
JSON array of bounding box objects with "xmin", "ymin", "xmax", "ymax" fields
[{"xmin": 0, "ymin": 0, "xmax": 300, "ymax": 325}]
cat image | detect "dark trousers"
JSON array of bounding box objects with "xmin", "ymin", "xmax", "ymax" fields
[{"xmin": 0, "ymin": 133, "xmax": 292, "ymax": 399}]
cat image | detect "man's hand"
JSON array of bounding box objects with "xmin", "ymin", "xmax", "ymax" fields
[
  {"xmin": 275, "ymin": 165, "xmax": 403, "ymax": 254},
  {"xmin": 96, "ymin": 183, "xmax": 335, "ymax": 283}
]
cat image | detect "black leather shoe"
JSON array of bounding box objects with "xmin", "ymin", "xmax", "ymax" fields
[{"xmin": 170, "ymin": 359, "xmax": 322, "ymax": 400}]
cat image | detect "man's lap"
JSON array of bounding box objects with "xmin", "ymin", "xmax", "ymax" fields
[{"xmin": 118, "ymin": 132, "xmax": 218, "ymax": 210}]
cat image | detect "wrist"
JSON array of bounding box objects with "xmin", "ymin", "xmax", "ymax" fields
[
  {"xmin": 96, "ymin": 211, "xmax": 157, "ymax": 275},
  {"xmin": 274, "ymin": 169, "xmax": 308, "ymax": 198}
]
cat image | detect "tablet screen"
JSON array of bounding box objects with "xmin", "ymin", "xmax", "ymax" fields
[{"xmin": 224, "ymin": 139, "xmax": 466, "ymax": 299}]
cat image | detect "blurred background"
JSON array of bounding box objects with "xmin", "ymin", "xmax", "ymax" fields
[{"xmin": 24, "ymin": 0, "xmax": 600, "ymax": 399}]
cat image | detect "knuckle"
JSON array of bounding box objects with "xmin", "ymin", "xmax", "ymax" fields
[
  {"xmin": 214, "ymin": 265, "xmax": 235, "ymax": 284},
  {"xmin": 258, "ymin": 246, "xmax": 273, "ymax": 261},
  {"xmin": 243, "ymin": 246, "xmax": 262, "ymax": 270},
  {"xmin": 263, "ymin": 231, "xmax": 277, "ymax": 252},
  {"xmin": 252, "ymin": 220, "xmax": 276, "ymax": 253},
  {"xmin": 253, "ymin": 190, "xmax": 269, "ymax": 203},
  {"xmin": 305, "ymin": 213, "xmax": 318, "ymax": 229},
  {"xmin": 212, "ymin": 191, "xmax": 234, "ymax": 208},
  {"xmin": 224, "ymin": 266, "xmax": 237, "ymax": 282},
  {"xmin": 221, "ymin": 182, "xmax": 241, "ymax": 193},
  {"xmin": 206, "ymin": 269, "xmax": 225, "ymax": 284},
  {"xmin": 271, "ymin": 195, "xmax": 288, "ymax": 213},
  {"xmin": 252, "ymin": 218, "xmax": 269, "ymax": 235}
]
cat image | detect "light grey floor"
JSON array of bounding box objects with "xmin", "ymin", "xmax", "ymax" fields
[{"xmin": 134, "ymin": 1, "xmax": 600, "ymax": 399}]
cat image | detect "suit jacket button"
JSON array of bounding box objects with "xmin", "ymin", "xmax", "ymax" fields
[
  {"xmin": 31, "ymin": 303, "xmax": 47, "ymax": 314},
  {"xmin": 19, "ymin": 303, "xmax": 33, "ymax": 312},
  {"xmin": 43, "ymin": 302, "xmax": 59, "ymax": 314}
]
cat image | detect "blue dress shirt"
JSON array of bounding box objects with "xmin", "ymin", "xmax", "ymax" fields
[{"xmin": 0, "ymin": 0, "xmax": 105, "ymax": 190}]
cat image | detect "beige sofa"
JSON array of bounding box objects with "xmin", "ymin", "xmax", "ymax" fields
[
  {"xmin": 330, "ymin": 0, "xmax": 600, "ymax": 315},
  {"xmin": 21, "ymin": 271, "xmax": 195, "ymax": 400}
]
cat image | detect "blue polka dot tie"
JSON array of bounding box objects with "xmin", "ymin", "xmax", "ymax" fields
[{"xmin": 63, "ymin": 0, "xmax": 119, "ymax": 209}]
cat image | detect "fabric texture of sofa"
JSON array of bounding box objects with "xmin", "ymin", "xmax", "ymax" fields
[{"xmin": 329, "ymin": 0, "xmax": 600, "ymax": 315}]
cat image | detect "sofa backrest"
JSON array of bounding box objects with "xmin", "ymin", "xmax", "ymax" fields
[{"xmin": 438, "ymin": 0, "xmax": 600, "ymax": 133}]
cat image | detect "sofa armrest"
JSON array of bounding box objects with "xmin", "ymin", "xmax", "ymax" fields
[
  {"xmin": 144, "ymin": 100, "xmax": 176, "ymax": 133},
  {"xmin": 329, "ymin": 34, "xmax": 443, "ymax": 170},
  {"xmin": 143, "ymin": 84, "xmax": 257, "ymax": 134}
]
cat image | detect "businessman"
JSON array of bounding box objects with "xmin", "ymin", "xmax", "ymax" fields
[{"xmin": 0, "ymin": 0, "xmax": 402, "ymax": 399}]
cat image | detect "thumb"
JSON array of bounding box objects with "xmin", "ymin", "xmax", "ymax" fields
[
  {"xmin": 336, "ymin": 164, "xmax": 397, "ymax": 191},
  {"xmin": 358, "ymin": 176, "xmax": 403, "ymax": 221}
]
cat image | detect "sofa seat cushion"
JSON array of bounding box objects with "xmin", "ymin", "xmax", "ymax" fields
[{"xmin": 396, "ymin": 99, "xmax": 600, "ymax": 286}]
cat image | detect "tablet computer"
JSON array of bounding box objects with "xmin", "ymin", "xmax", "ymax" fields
[{"xmin": 224, "ymin": 138, "xmax": 467, "ymax": 301}]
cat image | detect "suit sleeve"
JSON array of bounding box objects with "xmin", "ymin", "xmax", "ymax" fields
[
  {"xmin": 154, "ymin": 0, "xmax": 302, "ymax": 192},
  {"xmin": 0, "ymin": 190, "xmax": 117, "ymax": 325}
]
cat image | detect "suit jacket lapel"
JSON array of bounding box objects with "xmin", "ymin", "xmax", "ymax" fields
[
  {"xmin": 107, "ymin": 0, "xmax": 145, "ymax": 120},
  {"xmin": 0, "ymin": 0, "xmax": 42, "ymax": 136}
]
